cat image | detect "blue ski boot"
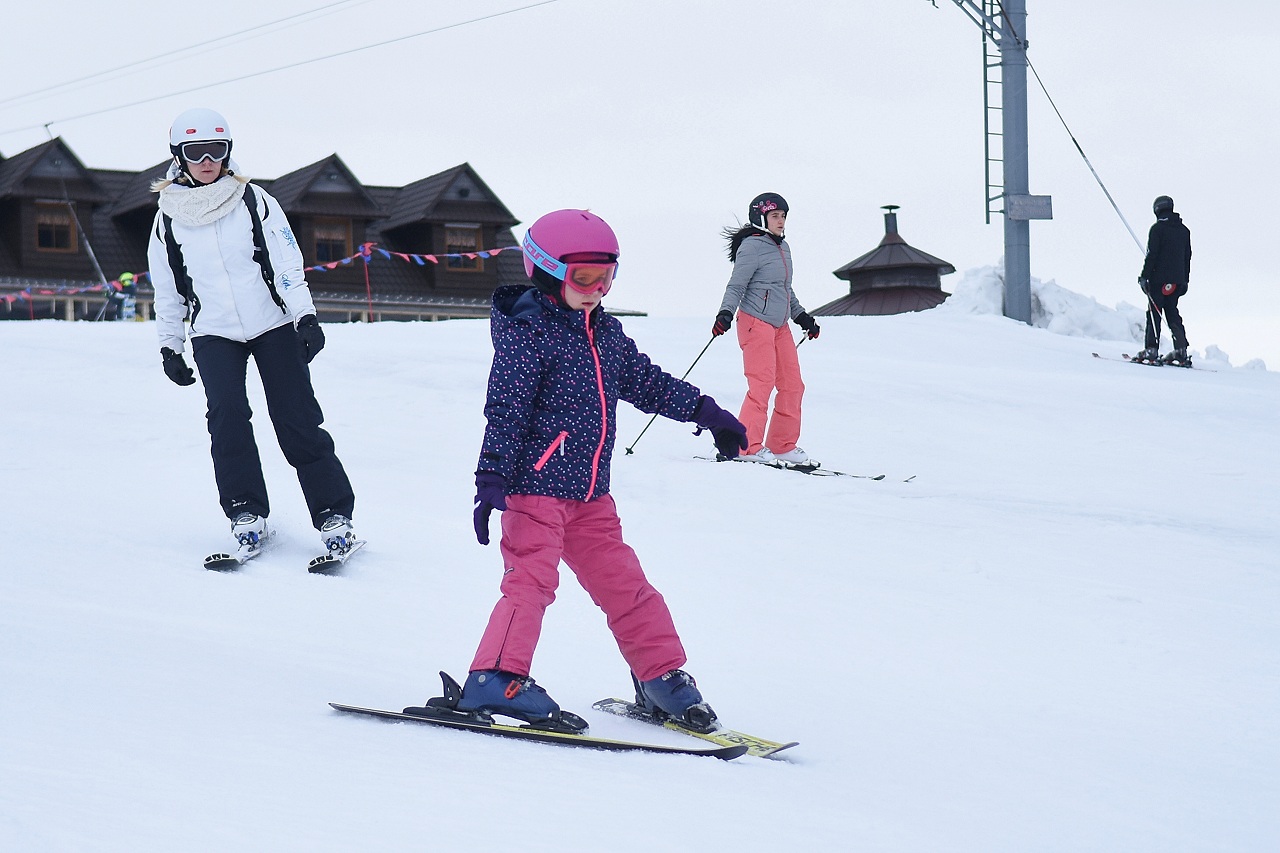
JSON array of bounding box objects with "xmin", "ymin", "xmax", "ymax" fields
[
  {"xmin": 633, "ymin": 669, "xmax": 719, "ymax": 733},
  {"xmin": 453, "ymin": 670, "xmax": 587, "ymax": 733}
]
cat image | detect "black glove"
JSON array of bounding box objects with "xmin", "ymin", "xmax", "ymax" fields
[
  {"xmin": 711, "ymin": 310, "xmax": 734, "ymax": 337},
  {"xmin": 692, "ymin": 395, "xmax": 749, "ymax": 460},
  {"xmin": 473, "ymin": 472, "xmax": 509, "ymax": 546},
  {"xmin": 297, "ymin": 314, "xmax": 325, "ymax": 363},
  {"xmin": 160, "ymin": 347, "xmax": 196, "ymax": 386},
  {"xmin": 1137, "ymin": 276, "xmax": 1149, "ymax": 296},
  {"xmin": 794, "ymin": 311, "xmax": 820, "ymax": 340}
]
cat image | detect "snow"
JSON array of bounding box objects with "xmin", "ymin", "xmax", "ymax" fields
[{"xmin": 3, "ymin": 273, "xmax": 1278, "ymax": 851}]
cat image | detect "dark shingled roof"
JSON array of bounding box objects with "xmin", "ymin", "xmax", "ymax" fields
[
  {"xmin": 111, "ymin": 161, "xmax": 172, "ymax": 216},
  {"xmin": 263, "ymin": 154, "xmax": 381, "ymax": 215},
  {"xmin": 813, "ymin": 287, "xmax": 949, "ymax": 316},
  {"xmin": 833, "ymin": 212, "xmax": 956, "ymax": 279},
  {"xmin": 816, "ymin": 207, "xmax": 955, "ymax": 317},
  {"xmin": 0, "ymin": 138, "xmax": 109, "ymax": 203},
  {"xmin": 381, "ymin": 163, "xmax": 517, "ymax": 231}
]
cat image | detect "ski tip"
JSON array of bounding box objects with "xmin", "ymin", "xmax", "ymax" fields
[
  {"xmin": 758, "ymin": 740, "xmax": 801, "ymax": 759},
  {"xmin": 307, "ymin": 556, "xmax": 342, "ymax": 575},
  {"xmin": 203, "ymin": 553, "xmax": 243, "ymax": 571}
]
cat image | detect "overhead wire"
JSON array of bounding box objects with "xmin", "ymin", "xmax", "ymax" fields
[
  {"xmin": 0, "ymin": 0, "xmax": 374, "ymax": 112},
  {"xmin": 993, "ymin": 1, "xmax": 1146, "ymax": 254},
  {"xmin": 1, "ymin": 0, "xmax": 558, "ymax": 138}
]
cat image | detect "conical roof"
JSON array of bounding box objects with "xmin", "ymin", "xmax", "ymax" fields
[{"xmin": 833, "ymin": 206, "xmax": 954, "ymax": 280}]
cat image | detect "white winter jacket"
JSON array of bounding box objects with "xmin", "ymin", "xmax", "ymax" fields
[{"xmin": 147, "ymin": 178, "xmax": 316, "ymax": 353}]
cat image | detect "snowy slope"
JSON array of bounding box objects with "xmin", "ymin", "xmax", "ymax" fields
[{"xmin": 2, "ymin": 278, "xmax": 1278, "ymax": 852}]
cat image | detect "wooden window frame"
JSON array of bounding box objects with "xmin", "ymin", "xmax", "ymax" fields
[
  {"xmin": 314, "ymin": 216, "xmax": 352, "ymax": 264},
  {"xmin": 35, "ymin": 200, "xmax": 78, "ymax": 254},
  {"xmin": 445, "ymin": 224, "xmax": 482, "ymax": 272}
]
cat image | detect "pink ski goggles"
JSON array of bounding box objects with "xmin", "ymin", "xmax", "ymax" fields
[{"xmin": 523, "ymin": 232, "xmax": 616, "ymax": 296}]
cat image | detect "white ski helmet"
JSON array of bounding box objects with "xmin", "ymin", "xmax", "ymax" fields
[{"xmin": 169, "ymin": 108, "xmax": 232, "ymax": 164}]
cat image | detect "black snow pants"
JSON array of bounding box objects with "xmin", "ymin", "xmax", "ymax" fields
[
  {"xmin": 191, "ymin": 324, "xmax": 355, "ymax": 530},
  {"xmin": 1143, "ymin": 284, "xmax": 1188, "ymax": 351}
]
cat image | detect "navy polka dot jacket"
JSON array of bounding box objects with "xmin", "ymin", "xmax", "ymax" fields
[{"xmin": 477, "ymin": 285, "xmax": 702, "ymax": 501}]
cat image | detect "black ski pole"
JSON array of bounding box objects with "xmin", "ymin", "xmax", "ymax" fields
[
  {"xmin": 624, "ymin": 336, "xmax": 716, "ymax": 455},
  {"xmin": 1144, "ymin": 292, "xmax": 1165, "ymax": 359}
]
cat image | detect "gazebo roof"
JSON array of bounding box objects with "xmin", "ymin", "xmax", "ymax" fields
[{"xmin": 833, "ymin": 206, "xmax": 955, "ymax": 281}]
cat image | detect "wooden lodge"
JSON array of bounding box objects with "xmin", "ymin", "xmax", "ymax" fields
[{"xmin": 0, "ymin": 138, "xmax": 535, "ymax": 323}]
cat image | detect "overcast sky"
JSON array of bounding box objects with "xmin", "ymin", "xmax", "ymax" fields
[{"xmin": 3, "ymin": 0, "xmax": 1276, "ymax": 364}]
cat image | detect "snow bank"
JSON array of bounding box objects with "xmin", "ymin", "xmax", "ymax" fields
[{"xmin": 940, "ymin": 264, "xmax": 1260, "ymax": 369}]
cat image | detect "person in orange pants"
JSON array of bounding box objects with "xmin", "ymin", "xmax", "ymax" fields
[{"xmin": 712, "ymin": 192, "xmax": 821, "ymax": 465}]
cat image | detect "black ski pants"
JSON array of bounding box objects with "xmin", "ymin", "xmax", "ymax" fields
[
  {"xmin": 1143, "ymin": 285, "xmax": 1188, "ymax": 350},
  {"xmin": 191, "ymin": 324, "xmax": 355, "ymax": 530}
]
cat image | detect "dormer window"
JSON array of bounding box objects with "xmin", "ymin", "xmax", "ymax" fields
[
  {"xmin": 445, "ymin": 224, "xmax": 481, "ymax": 271},
  {"xmin": 35, "ymin": 201, "xmax": 77, "ymax": 253},
  {"xmin": 314, "ymin": 217, "xmax": 352, "ymax": 263}
]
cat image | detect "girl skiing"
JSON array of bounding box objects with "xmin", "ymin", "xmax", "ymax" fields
[
  {"xmin": 712, "ymin": 192, "xmax": 821, "ymax": 465},
  {"xmin": 454, "ymin": 209, "xmax": 747, "ymax": 733},
  {"xmin": 147, "ymin": 108, "xmax": 358, "ymax": 563}
]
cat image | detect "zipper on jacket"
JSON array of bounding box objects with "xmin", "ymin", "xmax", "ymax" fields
[
  {"xmin": 584, "ymin": 313, "xmax": 608, "ymax": 501},
  {"xmin": 534, "ymin": 431, "xmax": 568, "ymax": 471}
]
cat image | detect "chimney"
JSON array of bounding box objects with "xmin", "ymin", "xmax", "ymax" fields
[{"xmin": 880, "ymin": 204, "xmax": 905, "ymax": 245}]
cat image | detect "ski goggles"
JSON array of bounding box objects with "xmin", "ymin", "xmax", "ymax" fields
[
  {"xmin": 522, "ymin": 232, "xmax": 616, "ymax": 295},
  {"xmin": 179, "ymin": 140, "xmax": 230, "ymax": 164}
]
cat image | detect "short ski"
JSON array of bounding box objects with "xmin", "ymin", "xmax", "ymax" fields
[
  {"xmin": 203, "ymin": 552, "xmax": 249, "ymax": 571},
  {"xmin": 307, "ymin": 538, "xmax": 367, "ymax": 574},
  {"xmin": 592, "ymin": 697, "xmax": 798, "ymax": 759},
  {"xmin": 1092, "ymin": 352, "xmax": 1213, "ymax": 372},
  {"xmin": 329, "ymin": 703, "xmax": 747, "ymax": 760},
  {"xmin": 698, "ymin": 455, "xmax": 887, "ymax": 480},
  {"xmin": 203, "ymin": 528, "xmax": 272, "ymax": 571}
]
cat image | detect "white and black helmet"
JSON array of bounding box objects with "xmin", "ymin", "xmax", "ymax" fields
[{"xmin": 169, "ymin": 108, "xmax": 233, "ymax": 175}]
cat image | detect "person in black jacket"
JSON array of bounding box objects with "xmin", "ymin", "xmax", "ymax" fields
[{"xmin": 1137, "ymin": 195, "xmax": 1193, "ymax": 365}]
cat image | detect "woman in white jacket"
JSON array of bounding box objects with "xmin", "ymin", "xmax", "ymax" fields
[{"xmin": 148, "ymin": 108, "xmax": 357, "ymax": 563}]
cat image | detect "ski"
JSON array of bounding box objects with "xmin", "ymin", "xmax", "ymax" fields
[
  {"xmin": 698, "ymin": 455, "xmax": 887, "ymax": 480},
  {"xmin": 203, "ymin": 527, "xmax": 272, "ymax": 571},
  {"xmin": 592, "ymin": 697, "xmax": 797, "ymax": 759},
  {"xmin": 1091, "ymin": 352, "xmax": 1214, "ymax": 372},
  {"xmin": 203, "ymin": 552, "xmax": 249, "ymax": 571},
  {"xmin": 1122, "ymin": 352, "xmax": 1204, "ymax": 370},
  {"xmin": 307, "ymin": 538, "xmax": 367, "ymax": 574},
  {"xmin": 329, "ymin": 703, "xmax": 747, "ymax": 760}
]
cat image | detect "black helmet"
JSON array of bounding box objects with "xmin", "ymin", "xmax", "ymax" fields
[
  {"xmin": 748, "ymin": 192, "xmax": 789, "ymax": 229},
  {"xmin": 1153, "ymin": 195, "xmax": 1175, "ymax": 216}
]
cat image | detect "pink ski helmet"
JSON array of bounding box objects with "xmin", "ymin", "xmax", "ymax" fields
[{"xmin": 522, "ymin": 209, "xmax": 620, "ymax": 281}]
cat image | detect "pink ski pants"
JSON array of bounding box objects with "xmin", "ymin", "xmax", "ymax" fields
[
  {"xmin": 736, "ymin": 311, "xmax": 805, "ymax": 455},
  {"xmin": 469, "ymin": 493, "xmax": 687, "ymax": 683}
]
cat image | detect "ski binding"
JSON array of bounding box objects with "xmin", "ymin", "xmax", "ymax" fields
[
  {"xmin": 308, "ymin": 538, "xmax": 366, "ymax": 574},
  {"xmin": 203, "ymin": 526, "xmax": 272, "ymax": 571}
]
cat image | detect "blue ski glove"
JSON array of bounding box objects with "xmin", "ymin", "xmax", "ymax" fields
[
  {"xmin": 296, "ymin": 314, "xmax": 325, "ymax": 363},
  {"xmin": 160, "ymin": 347, "xmax": 196, "ymax": 386},
  {"xmin": 473, "ymin": 472, "xmax": 509, "ymax": 545},
  {"xmin": 692, "ymin": 395, "xmax": 748, "ymax": 460}
]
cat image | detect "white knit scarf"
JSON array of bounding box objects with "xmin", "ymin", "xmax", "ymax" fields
[{"xmin": 157, "ymin": 174, "xmax": 247, "ymax": 227}]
